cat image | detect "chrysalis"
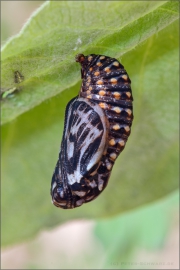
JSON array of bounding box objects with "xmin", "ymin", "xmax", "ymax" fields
[{"xmin": 51, "ymin": 54, "xmax": 133, "ymax": 209}]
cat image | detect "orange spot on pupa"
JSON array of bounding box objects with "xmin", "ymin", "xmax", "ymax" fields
[
  {"xmin": 99, "ymin": 90, "xmax": 106, "ymax": 96},
  {"xmin": 113, "ymin": 92, "xmax": 121, "ymax": 98},
  {"xmin": 96, "ymin": 62, "xmax": 102, "ymax": 67},
  {"xmin": 88, "ymin": 56, "xmax": 93, "ymax": 61},
  {"xmin": 122, "ymin": 75, "xmax": 128, "ymax": 81},
  {"xmin": 126, "ymin": 92, "xmax": 131, "ymax": 98},
  {"xmin": 111, "ymin": 78, "xmax": 117, "ymax": 84},
  {"xmin": 113, "ymin": 107, "xmax": 121, "ymax": 113},
  {"xmin": 124, "ymin": 126, "xmax": 130, "ymax": 132},
  {"xmin": 99, "ymin": 102, "xmax": 107, "ymax": 109},
  {"xmin": 94, "ymin": 71, "xmax": 100, "ymax": 76},
  {"xmin": 113, "ymin": 61, "xmax": 119, "ymax": 67},
  {"xmin": 118, "ymin": 139, "xmax": 125, "ymax": 147},
  {"xmin": 104, "ymin": 67, "xmax": 111, "ymax": 73},
  {"xmin": 109, "ymin": 139, "xmax": 116, "ymax": 146},
  {"xmin": 110, "ymin": 153, "xmax": 117, "ymax": 160},
  {"xmin": 97, "ymin": 80, "xmax": 103, "ymax": 85},
  {"xmin": 126, "ymin": 109, "xmax": 132, "ymax": 116},
  {"xmin": 106, "ymin": 162, "xmax": 112, "ymax": 170},
  {"xmin": 113, "ymin": 124, "xmax": 120, "ymax": 130}
]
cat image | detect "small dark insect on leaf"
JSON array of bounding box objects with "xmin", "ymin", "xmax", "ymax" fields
[
  {"xmin": 14, "ymin": 70, "xmax": 24, "ymax": 84},
  {"xmin": 51, "ymin": 54, "xmax": 134, "ymax": 209},
  {"xmin": 1, "ymin": 71, "xmax": 24, "ymax": 100}
]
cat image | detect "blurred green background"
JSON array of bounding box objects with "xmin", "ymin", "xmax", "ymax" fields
[{"xmin": 1, "ymin": 1, "xmax": 179, "ymax": 269}]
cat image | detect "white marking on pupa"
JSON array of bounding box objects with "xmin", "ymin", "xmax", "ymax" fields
[
  {"xmin": 85, "ymin": 195, "xmax": 95, "ymax": 201},
  {"xmin": 59, "ymin": 202, "xmax": 67, "ymax": 206},
  {"xmin": 67, "ymin": 141, "xmax": 74, "ymax": 159},
  {"xmin": 76, "ymin": 199, "xmax": 85, "ymax": 206},
  {"xmin": 89, "ymin": 180, "xmax": 97, "ymax": 188},
  {"xmin": 65, "ymin": 98, "xmax": 108, "ymax": 186},
  {"xmin": 52, "ymin": 181, "xmax": 57, "ymax": 191},
  {"xmin": 98, "ymin": 177, "xmax": 104, "ymax": 191},
  {"xmin": 68, "ymin": 172, "xmax": 82, "ymax": 185},
  {"xmin": 73, "ymin": 190, "xmax": 86, "ymax": 197}
]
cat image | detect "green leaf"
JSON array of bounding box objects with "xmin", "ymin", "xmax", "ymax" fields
[
  {"xmin": 1, "ymin": 0, "xmax": 179, "ymax": 125},
  {"xmin": 94, "ymin": 191, "xmax": 179, "ymax": 269},
  {"xmin": 1, "ymin": 1, "xmax": 179, "ymax": 247}
]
